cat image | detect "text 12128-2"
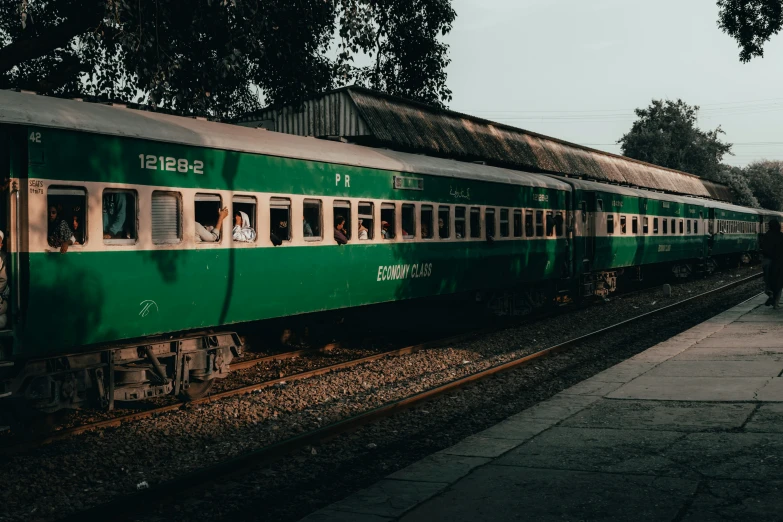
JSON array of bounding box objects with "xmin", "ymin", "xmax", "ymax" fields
[{"xmin": 139, "ymin": 154, "xmax": 204, "ymax": 174}]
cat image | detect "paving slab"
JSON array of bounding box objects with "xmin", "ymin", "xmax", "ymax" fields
[
  {"xmin": 502, "ymin": 393, "xmax": 600, "ymax": 423},
  {"xmin": 561, "ymin": 399, "xmax": 755, "ymax": 431},
  {"xmin": 387, "ymin": 453, "xmax": 490, "ymax": 483},
  {"xmin": 298, "ymin": 510, "xmax": 392, "ymax": 522},
  {"xmin": 398, "ymin": 466, "xmax": 697, "ymax": 522},
  {"xmin": 472, "ymin": 419, "xmax": 552, "ymax": 441},
  {"xmin": 745, "ymin": 403, "xmax": 783, "ymax": 432},
  {"xmin": 643, "ymin": 360, "xmax": 783, "ymax": 377},
  {"xmin": 590, "ymin": 360, "xmax": 659, "ymax": 383},
  {"xmin": 669, "ymin": 432, "xmax": 783, "ymax": 480},
  {"xmin": 437, "ymin": 435, "xmax": 522, "ymax": 458},
  {"xmin": 557, "ymin": 378, "xmax": 624, "ymax": 397},
  {"xmin": 324, "ymin": 479, "xmax": 448, "ymax": 518},
  {"xmin": 682, "ymin": 479, "xmax": 783, "ymax": 522},
  {"xmin": 495, "ymin": 427, "xmax": 691, "ymax": 477},
  {"xmin": 755, "ymin": 377, "xmax": 783, "ymax": 401},
  {"xmin": 606, "ymin": 376, "xmax": 771, "ymax": 401}
]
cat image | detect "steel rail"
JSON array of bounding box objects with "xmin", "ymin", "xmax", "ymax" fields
[{"xmin": 55, "ymin": 272, "xmax": 762, "ymax": 522}]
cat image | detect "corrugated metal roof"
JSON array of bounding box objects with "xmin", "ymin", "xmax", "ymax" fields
[{"xmin": 239, "ymin": 86, "xmax": 734, "ymax": 203}]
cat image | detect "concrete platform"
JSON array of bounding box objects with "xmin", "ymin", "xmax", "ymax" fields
[{"xmin": 299, "ymin": 294, "xmax": 783, "ymax": 522}]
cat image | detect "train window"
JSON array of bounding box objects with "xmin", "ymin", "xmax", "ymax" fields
[
  {"xmin": 545, "ymin": 210, "xmax": 554, "ymax": 237},
  {"xmin": 662, "ymin": 219, "xmax": 668, "ymax": 235},
  {"xmin": 513, "ymin": 209, "xmax": 522, "ymax": 237},
  {"xmin": 687, "ymin": 220, "xmax": 691, "ymax": 234},
  {"xmin": 500, "ymin": 208, "xmax": 509, "ymax": 237},
  {"xmin": 334, "ymin": 200, "xmax": 351, "ymax": 242},
  {"xmin": 597, "ymin": 199, "xmax": 604, "ymax": 212},
  {"xmin": 303, "ymin": 199, "xmax": 322, "ymax": 240},
  {"xmin": 358, "ymin": 202, "xmax": 374, "ymax": 240},
  {"xmin": 555, "ymin": 212, "xmax": 564, "ymax": 236},
  {"xmin": 402, "ymin": 204, "xmax": 415, "ymax": 239},
  {"xmin": 643, "ymin": 217, "xmax": 649, "ymax": 235},
  {"xmin": 194, "ymin": 193, "xmax": 224, "ymax": 243},
  {"xmin": 653, "ymin": 218, "xmax": 659, "ymax": 234},
  {"xmin": 48, "ymin": 186, "xmax": 87, "ymax": 247},
  {"xmin": 679, "ymin": 219, "xmax": 684, "ymax": 234},
  {"xmin": 151, "ymin": 190, "xmax": 181, "ymax": 244},
  {"xmin": 438, "ymin": 206, "xmax": 450, "ymax": 239},
  {"xmin": 230, "ymin": 196, "xmax": 258, "ymax": 243},
  {"xmin": 381, "ymin": 203, "xmax": 396, "ymax": 239},
  {"xmin": 536, "ymin": 210, "xmax": 545, "ymax": 237},
  {"xmin": 525, "ymin": 210, "xmax": 534, "ymax": 237},
  {"xmin": 103, "ymin": 189, "xmax": 137, "ymax": 244},
  {"xmin": 455, "ymin": 206, "xmax": 466, "ymax": 239},
  {"xmin": 671, "ymin": 218, "xmax": 675, "ymax": 234},
  {"xmin": 606, "ymin": 214, "xmax": 614, "ymax": 234},
  {"xmin": 620, "ymin": 215, "xmax": 627, "ymax": 234},
  {"xmin": 270, "ymin": 197, "xmax": 291, "ymax": 242},
  {"xmin": 470, "ymin": 207, "xmax": 481, "ymax": 238},
  {"xmin": 421, "ymin": 205, "xmax": 434, "ymax": 239},
  {"xmin": 632, "ymin": 216, "xmax": 639, "ymax": 234},
  {"xmin": 580, "ymin": 201, "xmax": 587, "ymax": 223},
  {"xmin": 486, "ymin": 208, "xmax": 496, "ymax": 239}
]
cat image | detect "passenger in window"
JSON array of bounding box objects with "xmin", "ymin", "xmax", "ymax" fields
[
  {"xmin": 271, "ymin": 219, "xmax": 288, "ymax": 246},
  {"xmin": 232, "ymin": 211, "xmax": 256, "ymax": 242},
  {"xmin": 0, "ymin": 231, "xmax": 9, "ymax": 328},
  {"xmin": 422, "ymin": 223, "xmax": 430, "ymax": 238},
  {"xmin": 71, "ymin": 212, "xmax": 84, "ymax": 245},
  {"xmin": 48, "ymin": 204, "xmax": 74, "ymax": 253},
  {"xmin": 103, "ymin": 192, "xmax": 128, "ymax": 239},
  {"xmin": 196, "ymin": 207, "xmax": 229, "ymax": 242},
  {"xmin": 334, "ymin": 215, "xmax": 348, "ymax": 245},
  {"xmin": 357, "ymin": 219, "xmax": 369, "ymax": 240},
  {"xmin": 381, "ymin": 221, "xmax": 391, "ymax": 239},
  {"xmin": 438, "ymin": 218, "xmax": 446, "ymax": 238},
  {"xmin": 303, "ymin": 216, "xmax": 314, "ymax": 237}
]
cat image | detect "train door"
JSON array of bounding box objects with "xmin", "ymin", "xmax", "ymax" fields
[{"xmin": 582, "ymin": 191, "xmax": 596, "ymax": 269}]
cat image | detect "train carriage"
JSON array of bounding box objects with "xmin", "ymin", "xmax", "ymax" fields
[
  {"xmin": 0, "ymin": 90, "xmax": 572, "ymax": 414},
  {"xmin": 698, "ymin": 199, "xmax": 761, "ymax": 262}
]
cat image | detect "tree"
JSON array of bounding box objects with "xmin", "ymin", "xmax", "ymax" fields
[
  {"xmin": 745, "ymin": 160, "xmax": 783, "ymax": 210},
  {"xmin": 717, "ymin": 0, "xmax": 782, "ymax": 62},
  {"xmin": 618, "ymin": 99, "xmax": 733, "ymax": 178},
  {"xmin": 708, "ymin": 164, "xmax": 759, "ymax": 208},
  {"xmin": 0, "ymin": 0, "xmax": 455, "ymax": 118}
]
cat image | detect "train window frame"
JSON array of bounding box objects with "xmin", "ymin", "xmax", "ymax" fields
[
  {"xmin": 48, "ymin": 186, "xmax": 88, "ymax": 248},
  {"xmin": 232, "ymin": 195, "xmax": 258, "ymax": 244},
  {"xmin": 438, "ymin": 205, "xmax": 450, "ymax": 239},
  {"xmin": 643, "ymin": 217, "xmax": 649, "ymax": 235},
  {"xmin": 303, "ymin": 199, "xmax": 323, "ymax": 241},
  {"xmin": 580, "ymin": 201, "xmax": 587, "ymax": 223},
  {"xmin": 525, "ymin": 209, "xmax": 534, "ymax": 237},
  {"xmin": 679, "ymin": 219, "xmax": 684, "ymax": 234},
  {"xmin": 555, "ymin": 211, "xmax": 564, "ymax": 237},
  {"xmin": 632, "ymin": 216, "xmax": 639, "ymax": 234},
  {"xmin": 401, "ymin": 203, "xmax": 415, "ymax": 240},
  {"xmin": 151, "ymin": 190, "xmax": 182, "ymax": 245},
  {"xmin": 536, "ymin": 210, "xmax": 545, "ymax": 237},
  {"xmin": 102, "ymin": 189, "xmax": 137, "ymax": 245},
  {"xmin": 545, "ymin": 210, "xmax": 554, "ymax": 237},
  {"xmin": 194, "ymin": 193, "xmax": 224, "ymax": 244},
  {"xmin": 513, "ymin": 209, "xmax": 522, "ymax": 238},
  {"xmin": 687, "ymin": 220, "xmax": 691, "ymax": 234},
  {"xmin": 619, "ymin": 215, "xmax": 627, "ymax": 235},
  {"xmin": 470, "ymin": 207, "xmax": 481, "ymax": 239},
  {"xmin": 662, "ymin": 218, "xmax": 668, "ymax": 235},
  {"xmin": 499, "ymin": 208, "xmax": 510, "ymax": 238},
  {"xmin": 421, "ymin": 204, "xmax": 435, "ymax": 239},
  {"xmin": 270, "ymin": 197, "xmax": 291, "ymax": 243},
  {"xmin": 334, "ymin": 200, "xmax": 352, "ymax": 243},
  {"xmin": 606, "ymin": 214, "xmax": 614, "ymax": 234},
  {"xmin": 597, "ymin": 199, "xmax": 604, "ymax": 212},
  {"xmin": 358, "ymin": 201, "xmax": 374, "ymax": 240},
  {"xmin": 671, "ymin": 218, "xmax": 675, "ymax": 235},
  {"xmin": 455, "ymin": 206, "xmax": 466, "ymax": 239},
  {"xmin": 381, "ymin": 202, "xmax": 396, "ymax": 240},
  {"xmin": 653, "ymin": 217, "xmax": 659, "ymax": 234},
  {"xmin": 486, "ymin": 208, "xmax": 496, "ymax": 239}
]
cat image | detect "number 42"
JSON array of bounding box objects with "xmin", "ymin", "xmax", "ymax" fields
[{"xmin": 29, "ymin": 131, "xmax": 41, "ymax": 143}]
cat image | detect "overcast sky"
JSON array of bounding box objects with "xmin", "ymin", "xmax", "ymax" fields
[{"xmin": 443, "ymin": 0, "xmax": 783, "ymax": 167}]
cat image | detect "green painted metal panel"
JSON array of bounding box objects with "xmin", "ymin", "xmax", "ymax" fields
[{"xmin": 20, "ymin": 240, "xmax": 567, "ymax": 355}]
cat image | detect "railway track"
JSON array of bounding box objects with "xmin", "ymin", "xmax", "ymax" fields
[{"xmin": 53, "ymin": 272, "xmax": 762, "ymax": 522}]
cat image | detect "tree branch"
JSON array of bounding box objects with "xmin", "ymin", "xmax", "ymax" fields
[{"xmin": 0, "ymin": 9, "xmax": 105, "ymax": 74}]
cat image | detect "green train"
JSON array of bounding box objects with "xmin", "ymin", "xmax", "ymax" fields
[{"xmin": 0, "ymin": 90, "xmax": 778, "ymax": 416}]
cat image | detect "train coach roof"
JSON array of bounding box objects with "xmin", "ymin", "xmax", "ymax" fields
[
  {"xmin": 553, "ymin": 177, "xmax": 701, "ymax": 206},
  {"xmin": 682, "ymin": 197, "xmax": 761, "ymax": 216},
  {"xmin": 0, "ymin": 90, "xmax": 570, "ymax": 191}
]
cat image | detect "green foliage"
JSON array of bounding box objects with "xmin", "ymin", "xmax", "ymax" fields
[
  {"xmin": 717, "ymin": 0, "xmax": 783, "ymax": 62},
  {"xmin": 0, "ymin": 0, "xmax": 455, "ymax": 118},
  {"xmin": 705, "ymin": 165, "xmax": 759, "ymax": 208},
  {"xmin": 618, "ymin": 99, "xmax": 733, "ymax": 178},
  {"xmin": 744, "ymin": 160, "xmax": 783, "ymax": 210}
]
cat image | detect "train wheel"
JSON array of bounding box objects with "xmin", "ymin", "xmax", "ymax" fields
[{"xmin": 179, "ymin": 380, "xmax": 214, "ymax": 401}]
